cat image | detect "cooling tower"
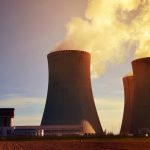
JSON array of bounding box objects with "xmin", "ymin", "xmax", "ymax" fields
[
  {"xmin": 131, "ymin": 57, "xmax": 150, "ymax": 134},
  {"xmin": 120, "ymin": 75, "xmax": 134, "ymax": 135},
  {"xmin": 41, "ymin": 50, "xmax": 103, "ymax": 134}
]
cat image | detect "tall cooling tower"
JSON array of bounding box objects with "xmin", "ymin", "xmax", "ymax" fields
[
  {"xmin": 41, "ymin": 50, "xmax": 103, "ymax": 134},
  {"xmin": 120, "ymin": 75, "xmax": 134, "ymax": 135},
  {"xmin": 131, "ymin": 57, "xmax": 150, "ymax": 134}
]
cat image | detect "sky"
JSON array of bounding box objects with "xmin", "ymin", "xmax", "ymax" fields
[{"xmin": 0, "ymin": 0, "xmax": 149, "ymax": 134}]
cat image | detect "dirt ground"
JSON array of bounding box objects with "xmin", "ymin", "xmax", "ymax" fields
[{"xmin": 0, "ymin": 139, "xmax": 150, "ymax": 150}]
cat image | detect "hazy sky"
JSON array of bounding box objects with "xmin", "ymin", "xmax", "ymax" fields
[{"xmin": 0, "ymin": 0, "xmax": 136, "ymax": 133}]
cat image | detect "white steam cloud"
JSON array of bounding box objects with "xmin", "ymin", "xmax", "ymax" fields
[{"xmin": 56, "ymin": 0, "xmax": 150, "ymax": 77}]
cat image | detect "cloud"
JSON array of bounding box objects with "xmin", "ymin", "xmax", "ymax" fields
[
  {"xmin": 56, "ymin": 0, "xmax": 150, "ymax": 77},
  {"xmin": 94, "ymin": 97, "xmax": 124, "ymax": 134},
  {"xmin": 14, "ymin": 115, "xmax": 42, "ymax": 126},
  {"xmin": 0, "ymin": 95, "xmax": 45, "ymax": 126},
  {"xmin": 0, "ymin": 95, "xmax": 45, "ymax": 108}
]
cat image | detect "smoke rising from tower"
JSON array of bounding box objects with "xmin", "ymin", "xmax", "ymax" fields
[{"xmin": 56, "ymin": 0, "xmax": 150, "ymax": 77}]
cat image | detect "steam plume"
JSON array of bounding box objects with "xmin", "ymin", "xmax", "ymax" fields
[{"xmin": 56, "ymin": 0, "xmax": 150, "ymax": 77}]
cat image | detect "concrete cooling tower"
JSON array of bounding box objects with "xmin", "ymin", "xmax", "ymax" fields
[
  {"xmin": 131, "ymin": 57, "xmax": 150, "ymax": 135},
  {"xmin": 120, "ymin": 75, "xmax": 134, "ymax": 135},
  {"xmin": 41, "ymin": 50, "xmax": 103, "ymax": 134}
]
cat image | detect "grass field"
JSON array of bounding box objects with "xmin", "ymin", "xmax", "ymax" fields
[{"xmin": 0, "ymin": 137, "xmax": 150, "ymax": 150}]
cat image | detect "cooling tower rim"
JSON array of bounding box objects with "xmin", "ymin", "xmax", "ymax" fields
[
  {"xmin": 123, "ymin": 72, "xmax": 134, "ymax": 78},
  {"xmin": 123, "ymin": 74, "xmax": 134, "ymax": 79},
  {"xmin": 132, "ymin": 57, "xmax": 150, "ymax": 64},
  {"xmin": 47, "ymin": 50, "xmax": 90, "ymax": 57}
]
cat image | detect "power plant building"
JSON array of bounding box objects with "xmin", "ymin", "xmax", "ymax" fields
[
  {"xmin": 0, "ymin": 108, "xmax": 14, "ymax": 127},
  {"xmin": 0, "ymin": 108, "xmax": 14, "ymax": 136},
  {"xmin": 0, "ymin": 108, "xmax": 83, "ymax": 136},
  {"xmin": 41, "ymin": 50, "xmax": 103, "ymax": 135}
]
